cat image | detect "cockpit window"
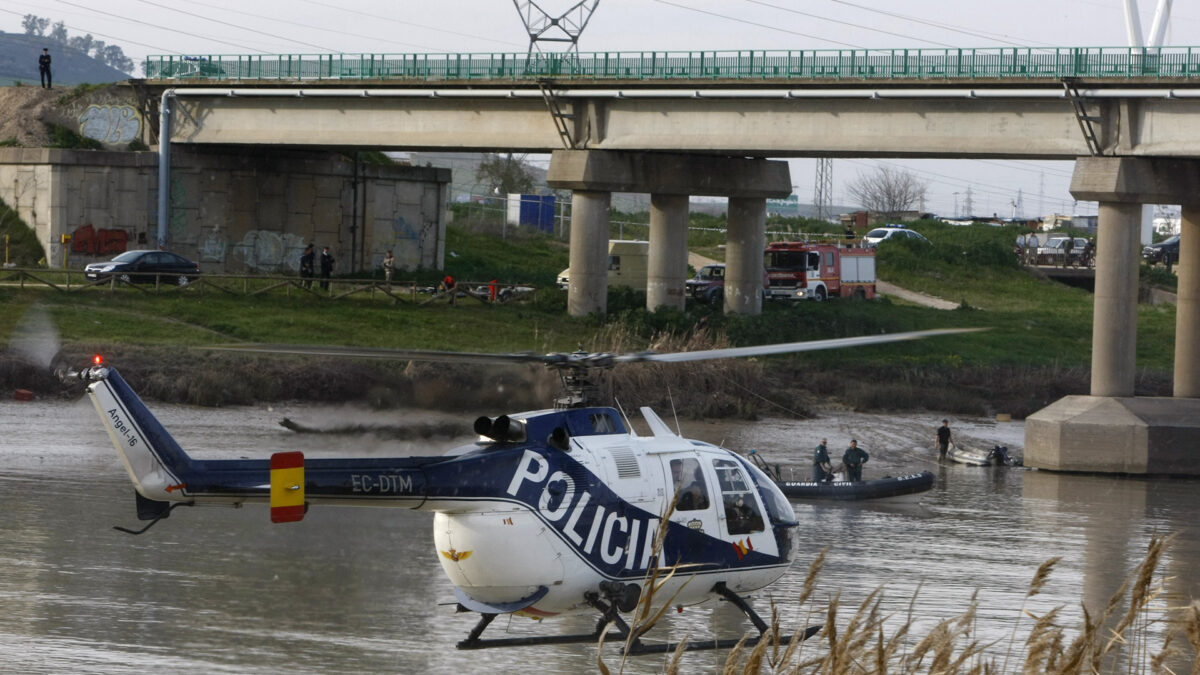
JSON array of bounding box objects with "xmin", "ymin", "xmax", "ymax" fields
[
  {"xmin": 714, "ymin": 459, "xmax": 764, "ymax": 534},
  {"xmin": 670, "ymin": 458, "xmax": 709, "ymax": 511},
  {"xmin": 589, "ymin": 413, "xmax": 615, "ymax": 434}
]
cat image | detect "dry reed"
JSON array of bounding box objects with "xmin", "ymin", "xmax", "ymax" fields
[{"xmin": 678, "ymin": 534, "xmax": 1194, "ymax": 674}]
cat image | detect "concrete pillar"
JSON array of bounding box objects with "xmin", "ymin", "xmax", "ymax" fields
[
  {"xmin": 647, "ymin": 194, "xmax": 689, "ymax": 312},
  {"xmin": 724, "ymin": 197, "xmax": 766, "ymax": 316},
  {"xmin": 567, "ymin": 190, "xmax": 611, "ymax": 317},
  {"xmin": 1091, "ymin": 202, "xmax": 1142, "ymax": 397},
  {"xmin": 1175, "ymin": 205, "xmax": 1200, "ymax": 397}
]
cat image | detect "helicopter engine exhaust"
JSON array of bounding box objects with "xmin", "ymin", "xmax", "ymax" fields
[{"xmin": 472, "ymin": 415, "xmax": 527, "ymax": 443}]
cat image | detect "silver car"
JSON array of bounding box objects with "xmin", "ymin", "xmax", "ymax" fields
[{"xmin": 1035, "ymin": 237, "xmax": 1089, "ymax": 266}]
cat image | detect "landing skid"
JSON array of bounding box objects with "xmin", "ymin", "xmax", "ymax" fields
[{"xmin": 456, "ymin": 582, "xmax": 822, "ymax": 655}]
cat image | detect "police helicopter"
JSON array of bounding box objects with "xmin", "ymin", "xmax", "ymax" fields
[{"xmin": 72, "ymin": 328, "xmax": 974, "ymax": 655}]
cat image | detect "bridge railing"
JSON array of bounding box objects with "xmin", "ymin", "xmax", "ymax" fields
[{"xmin": 144, "ymin": 46, "xmax": 1200, "ymax": 82}]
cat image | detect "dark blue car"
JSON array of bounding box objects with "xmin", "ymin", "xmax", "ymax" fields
[
  {"xmin": 1142, "ymin": 235, "xmax": 1179, "ymax": 266},
  {"xmin": 84, "ymin": 250, "xmax": 201, "ymax": 286}
]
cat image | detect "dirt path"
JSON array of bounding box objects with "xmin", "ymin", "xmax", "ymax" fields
[
  {"xmin": 875, "ymin": 279, "xmax": 960, "ymax": 310},
  {"xmin": 0, "ymin": 86, "xmax": 60, "ymax": 147}
]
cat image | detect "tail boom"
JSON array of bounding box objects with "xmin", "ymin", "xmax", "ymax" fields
[{"xmin": 86, "ymin": 367, "xmax": 436, "ymax": 508}]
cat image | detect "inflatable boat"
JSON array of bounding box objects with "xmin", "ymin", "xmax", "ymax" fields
[{"xmin": 774, "ymin": 470, "xmax": 935, "ymax": 501}]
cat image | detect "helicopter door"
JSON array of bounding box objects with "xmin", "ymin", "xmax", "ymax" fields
[
  {"xmin": 664, "ymin": 456, "xmax": 718, "ymax": 536},
  {"xmin": 712, "ymin": 459, "xmax": 766, "ymax": 540}
]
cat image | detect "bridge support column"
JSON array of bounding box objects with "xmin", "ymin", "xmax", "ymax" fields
[
  {"xmin": 1175, "ymin": 205, "xmax": 1200, "ymax": 397},
  {"xmin": 1026, "ymin": 157, "xmax": 1200, "ymax": 475},
  {"xmin": 647, "ymin": 194, "xmax": 689, "ymax": 312},
  {"xmin": 567, "ymin": 190, "xmax": 612, "ymax": 317},
  {"xmin": 725, "ymin": 198, "xmax": 766, "ymax": 315},
  {"xmin": 1090, "ymin": 202, "xmax": 1141, "ymax": 397},
  {"xmin": 547, "ymin": 149, "xmax": 790, "ymax": 317}
]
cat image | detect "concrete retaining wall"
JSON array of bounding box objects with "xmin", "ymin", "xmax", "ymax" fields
[{"xmin": 0, "ymin": 147, "xmax": 449, "ymax": 274}]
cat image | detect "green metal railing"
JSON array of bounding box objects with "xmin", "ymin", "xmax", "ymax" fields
[{"xmin": 145, "ymin": 47, "xmax": 1200, "ymax": 82}]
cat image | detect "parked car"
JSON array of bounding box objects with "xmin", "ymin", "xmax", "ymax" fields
[
  {"xmin": 1143, "ymin": 235, "xmax": 1180, "ymax": 266},
  {"xmin": 684, "ymin": 263, "xmax": 769, "ymax": 306},
  {"xmin": 1035, "ymin": 236, "xmax": 1089, "ymax": 266},
  {"xmin": 862, "ymin": 225, "xmax": 929, "ymax": 248},
  {"xmin": 84, "ymin": 250, "xmax": 201, "ymax": 285}
]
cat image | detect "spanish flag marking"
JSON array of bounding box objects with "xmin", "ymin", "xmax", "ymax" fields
[
  {"xmin": 731, "ymin": 538, "xmax": 754, "ymax": 560},
  {"xmin": 270, "ymin": 451, "xmax": 305, "ymax": 523}
]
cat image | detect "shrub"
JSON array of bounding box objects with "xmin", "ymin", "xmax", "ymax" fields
[
  {"xmin": 45, "ymin": 123, "xmax": 103, "ymax": 150},
  {"xmin": 0, "ymin": 198, "xmax": 45, "ymax": 265}
]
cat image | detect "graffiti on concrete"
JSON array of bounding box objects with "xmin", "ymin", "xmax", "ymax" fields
[
  {"xmin": 234, "ymin": 229, "xmax": 307, "ymax": 272},
  {"xmin": 375, "ymin": 216, "xmax": 422, "ymax": 269},
  {"xmin": 79, "ymin": 104, "xmax": 141, "ymax": 145},
  {"xmin": 199, "ymin": 227, "xmax": 228, "ymax": 263},
  {"xmin": 71, "ymin": 224, "xmax": 128, "ymax": 255}
]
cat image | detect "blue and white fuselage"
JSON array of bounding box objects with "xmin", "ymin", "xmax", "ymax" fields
[{"xmin": 87, "ymin": 366, "xmax": 799, "ymax": 618}]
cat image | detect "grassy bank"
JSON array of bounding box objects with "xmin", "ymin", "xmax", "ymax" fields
[{"xmin": 0, "ymin": 222, "xmax": 1178, "ymax": 417}]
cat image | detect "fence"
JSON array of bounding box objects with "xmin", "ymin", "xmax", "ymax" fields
[
  {"xmin": 0, "ymin": 269, "xmax": 536, "ymax": 305},
  {"xmin": 145, "ymin": 47, "xmax": 1200, "ymax": 83}
]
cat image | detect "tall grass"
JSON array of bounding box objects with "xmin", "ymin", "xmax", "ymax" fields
[{"xmin": 691, "ymin": 535, "xmax": 1194, "ymax": 673}]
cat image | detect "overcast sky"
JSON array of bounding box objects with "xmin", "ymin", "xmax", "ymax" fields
[{"xmin": 2, "ymin": 0, "xmax": 1191, "ymax": 218}]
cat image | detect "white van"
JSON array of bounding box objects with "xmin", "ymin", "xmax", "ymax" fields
[{"xmin": 557, "ymin": 240, "xmax": 649, "ymax": 290}]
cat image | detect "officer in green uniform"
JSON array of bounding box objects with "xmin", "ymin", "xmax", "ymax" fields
[
  {"xmin": 813, "ymin": 439, "xmax": 832, "ymax": 482},
  {"xmin": 842, "ymin": 440, "xmax": 869, "ymax": 482}
]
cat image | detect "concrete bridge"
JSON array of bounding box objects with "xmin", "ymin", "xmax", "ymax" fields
[{"xmin": 136, "ymin": 45, "xmax": 1200, "ymax": 475}]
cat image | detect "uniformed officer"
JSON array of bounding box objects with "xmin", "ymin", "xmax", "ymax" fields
[
  {"xmin": 813, "ymin": 438, "xmax": 832, "ymax": 482},
  {"xmin": 842, "ymin": 440, "xmax": 869, "ymax": 482}
]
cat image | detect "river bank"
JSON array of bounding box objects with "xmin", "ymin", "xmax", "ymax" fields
[{"xmin": 2, "ymin": 342, "xmax": 1172, "ymax": 420}]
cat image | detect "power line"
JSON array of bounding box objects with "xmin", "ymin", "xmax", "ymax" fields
[
  {"xmin": 824, "ymin": 0, "xmax": 1051, "ymax": 47},
  {"xmin": 51, "ymin": 0, "xmax": 268, "ymax": 53},
  {"xmin": 973, "ymin": 158, "xmax": 1074, "ymax": 179},
  {"xmin": 742, "ymin": 0, "xmax": 957, "ymax": 48},
  {"xmin": 0, "ymin": 6, "xmax": 176, "ymax": 54},
  {"xmin": 180, "ymin": 0, "xmax": 451, "ymax": 52},
  {"xmin": 130, "ymin": 0, "xmax": 337, "ymax": 52},
  {"xmin": 293, "ymin": 0, "xmax": 524, "ymax": 49},
  {"xmin": 840, "ymin": 158, "xmax": 1081, "ymax": 213},
  {"xmin": 650, "ymin": 0, "xmax": 864, "ymax": 48}
]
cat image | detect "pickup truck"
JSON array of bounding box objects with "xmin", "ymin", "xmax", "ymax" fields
[
  {"xmin": 685, "ymin": 264, "xmax": 728, "ymax": 305},
  {"xmin": 685, "ymin": 263, "xmax": 769, "ymax": 305}
]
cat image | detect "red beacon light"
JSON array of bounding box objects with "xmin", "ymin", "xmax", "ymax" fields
[{"xmin": 93, "ymin": 354, "xmax": 103, "ymax": 366}]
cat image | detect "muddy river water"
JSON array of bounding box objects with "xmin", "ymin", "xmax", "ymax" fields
[{"xmin": 2, "ymin": 396, "xmax": 1198, "ymax": 673}]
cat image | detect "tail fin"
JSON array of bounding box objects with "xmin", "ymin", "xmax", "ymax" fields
[{"xmin": 86, "ymin": 367, "xmax": 195, "ymax": 502}]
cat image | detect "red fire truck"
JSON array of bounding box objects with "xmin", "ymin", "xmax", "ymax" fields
[{"xmin": 764, "ymin": 241, "xmax": 876, "ymax": 301}]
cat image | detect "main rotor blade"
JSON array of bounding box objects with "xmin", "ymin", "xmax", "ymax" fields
[
  {"xmin": 613, "ymin": 328, "xmax": 985, "ymax": 364},
  {"xmin": 206, "ymin": 343, "xmax": 551, "ymax": 366},
  {"xmin": 206, "ymin": 327, "xmax": 983, "ymax": 370}
]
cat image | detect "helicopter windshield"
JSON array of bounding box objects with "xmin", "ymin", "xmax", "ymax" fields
[{"xmin": 741, "ymin": 460, "xmax": 796, "ymax": 528}]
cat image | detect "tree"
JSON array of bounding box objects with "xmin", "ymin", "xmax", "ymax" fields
[
  {"xmin": 68, "ymin": 33, "xmax": 95, "ymax": 55},
  {"xmin": 101, "ymin": 45, "xmax": 135, "ymax": 74},
  {"xmin": 48, "ymin": 21, "xmax": 68, "ymax": 45},
  {"xmin": 22, "ymin": 15, "xmax": 50, "ymax": 36},
  {"xmin": 846, "ymin": 166, "xmax": 928, "ymax": 219},
  {"xmin": 475, "ymin": 153, "xmax": 535, "ymax": 196},
  {"xmin": 20, "ymin": 14, "xmax": 137, "ymax": 76}
]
